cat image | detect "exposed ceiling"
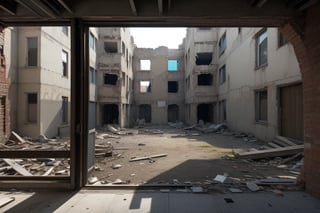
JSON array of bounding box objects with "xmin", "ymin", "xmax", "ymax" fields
[{"xmin": 0, "ymin": 0, "xmax": 318, "ymax": 26}]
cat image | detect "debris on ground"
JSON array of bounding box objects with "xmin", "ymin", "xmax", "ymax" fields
[
  {"xmin": 168, "ymin": 121, "xmax": 184, "ymax": 129},
  {"xmin": 190, "ymin": 186, "xmax": 207, "ymax": 193},
  {"xmin": 246, "ymin": 182, "xmax": 260, "ymax": 192},
  {"xmin": 0, "ymin": 197, "xmax": 15, "ymax": 208},
  {"xmin": 88, "ymin": 176, "xmax": 99, "ymax": 184},
  {"xmin": 129, "ymin": 154, "xmax": 168, "ymax": 162},
  {"xmin": 228, "ymin": 188, "xmax": 243, "ymax": 193},
  {"xmin": 111, "ymin": 164, "xmax": 122, "ymax": 169},
  {"xmin": 135, "ymin": 118, "xmax": 145, "ymax": 128},
  {"xmin": 214, "ymin": 174, "xmax": 227, "ymax": 183}
]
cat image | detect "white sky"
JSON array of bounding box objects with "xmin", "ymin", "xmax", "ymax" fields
[{"xmin": 130, "ymin": 28, "xmax": 186, "ymax": 49}]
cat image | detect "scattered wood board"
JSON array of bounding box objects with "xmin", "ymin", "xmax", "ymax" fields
[
  {"xmin": 129, "ymin": 154, "xmax": 168, "ymax": 162},
  {"xmin": 236, "ymin": 145, "xmax": 304, "ymax": 159},
  {"xmin": 3, "ymin": 159, "xmax": 33, "ymax": 176},
  {"xmin": 272, "ymin": 139, "xmax": 289, "ymax": 147},
  {"xmin": 267, "ymin": 142, "xmax": 281, "ymax": 148},
  {"xmin": 0, "ymin": 197, "xmax": 15, "ymax": 208},
  {"xmin": 276, "ymin": 136, "xmax": 297, "ymax": 146},
  {"xmin": 10, "ymin": 131, "xmax": 25, "ymax": 143},
  {"xmin": 42, "ymin": 167, "xmax": 54, "ymax": 176}
]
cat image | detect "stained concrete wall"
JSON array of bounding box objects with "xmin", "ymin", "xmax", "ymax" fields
[
  {"xmin": 133, "ymin": 46, "xmax": 184, "ymax": 124},
  {"xmin": 97, "ymin": 28, "xmax": 134, "ymax": 127},
  {"xmin": 184, "ymin": 28, "xmax": 219, "ymax": 124},
  {"xmin": 215, "ymin": 28, "xmax": 301, "ymax": 141}
]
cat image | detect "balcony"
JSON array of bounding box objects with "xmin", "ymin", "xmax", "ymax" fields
[{"xmin": 194, "ymin": 64, "xmax": 217, "ymax": 74}]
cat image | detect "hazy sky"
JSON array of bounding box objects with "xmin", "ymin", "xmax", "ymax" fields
[{"xmin": 130, "ymin": 28, "xmax": 186, "ymax": 49}]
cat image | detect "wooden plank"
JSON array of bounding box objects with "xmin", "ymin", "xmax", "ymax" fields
[
  {"xmin": 42, "ymin": 167, "xmax": 54, "ymax": 176},
  {"xmin": 129, "ymin": 154, "xmax": 168, "ymax": 162},
  {"xmin": 267, "ymin": 142, "xmax": 281, "ymax": 148},
  {"xmin": 237, "ymin": 145, "xmax": 304, "ymax": 159},
  {"xmin": 0, "ymin": 197, "xmax": 15, "ymax": 208},
  {"xmin": 272, "ymin": 139, "xmax": 289, "ymax": 147},
  {"xmin": 276, "ymin": 136, "xmax": 297, "ymax": 146},
  {"xmin": 10, "ymin": 131, "xmax": 25, "ymax": 143},
  {"xmin": 0, "ymin": 150, "xmax": 70, "ymax": 158},
  {"xmin": 3, "ymin": 159, "xmax": 32, "ymax": 176}
]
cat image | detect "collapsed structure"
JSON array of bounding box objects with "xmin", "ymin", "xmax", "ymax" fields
[{"xmin": 1, "ymin": 27, "xmax": 302, "ymax": 142}]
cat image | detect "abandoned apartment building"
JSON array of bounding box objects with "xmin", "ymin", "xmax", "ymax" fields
[{"xmin": 0, "ymin": 26, "xmax": 302, "ymax": 142}]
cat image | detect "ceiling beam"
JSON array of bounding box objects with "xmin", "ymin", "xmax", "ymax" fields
[
  {"xmin": 57, "ymin": 0, "xmax": 73, "ymax": 14},
  {"xmin": 251, "ymin": 0, "xmax": 268, "ymax": 8},
  {"xmin": 15, "ymin": 0, "xmax": 42, "ymax": 17},
  {"xmin": 158, "ymin": 0, "xmax": 163, "ymax": 15},
  {"xmin": 30, "ymin": 0, "xmax": 57, "ymax": 18},
  {"xmin": 128, "ymin": 0, "xmax": 137, "ymax": 16},
  {"xmin": 0, "ymin": 0, "xmax": 16, "ymax": 15}
]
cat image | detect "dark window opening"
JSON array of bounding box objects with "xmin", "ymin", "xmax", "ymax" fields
[
  {"xmin": 168, "ymin": 81, "xmax": 178, "ymax": 93},
  {"xmin": 219, "ymin": 65, "xmax": 226, "ymax": 84},
  {"xmin": 89, "ymin": 67, "xmax": 96, "ymax": 84},
  {"xmin": 62, "ymin": 96, "xmax": 68, "ymax": 123},
  {"xmin": 196, "ymin": 52, "xmax": 212, "ymax": 65},
  {"xmin": 256, "ymin": 29, "xmax": 268, "ymax": 67},
  {"xmin": 168, "ymin": 104, "xmax": 179, "ymax": 122},
  {"xmin": 278, "ymin": 31, "xmax": 288, "ymax": 47},
  {"xmin": 27, "ymin": 93, "xmax": 37, "ymax": 123},
  {"xmin": 103, "ymin": 104, "xmax": 119, "ymax": 124},
  {"xmin": 89, "ymin": 32, "xmax": 96, "ymax": 50},
  {"xmin": 198, "ymin": 74, "xmax": 213, "ymax": 85},
  {"xmin": 197, "ymin": 103, "xmax": 213, "ymax": 123},
  {"xmin": 255, "ymin": 90, "xmax": 268, "ymax": 122},
  {"xmin": 219, "ymin": 32, "xmax": 227, "ymax": 56},
  {"xmin": 104, "ymin": 73, "xmax": 118, "ymax": 85},
  {"xmin": 104, "ymin": 42, "xmax": 118, "ymax": 53},
  {"xmin": 139, "ymin": 104, "xmax": 151, "ymax": 123},
  {"xmin": 27, "ymin": 37, "xmax": 38, "ymax": 66},
  {"xmin": 219, "ymin": 100, "xmax": 226, "ymax": 121}
]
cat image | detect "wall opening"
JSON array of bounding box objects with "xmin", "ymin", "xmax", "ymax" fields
[
  {"xmin": 168, "ymin": 81, "xmax": 178, "ymax": 93},
  {"xmin": 104, "ymin": 73, "xmax": 118, "ymax": 85},
  {"xmin": 139, "ymin": 104, "xmax": 151, "ymax": 123},
  {"xmin": 195, "ymin": 52, "xmax": 212, "ymax": 65},
  {"xmin": 197, "ymin": 103, "xmax": 213, "ymax": 123},
  {"xmin": 140, "ymin": 81, "xmax": 151, "ymax": 93},
  {"xmin": 198, "ymin": 73, "xmax": 213, "ymax": 85},
  {"xmin": 104, "ymin": 41, "xmax": 118, "ymax": 53},
  {"xmin": 103, "ymin": 104, "xmax": 119, "ymax": 124},
  {"xmin": 168, "ymin": 104, "xmax": 179, "ymax": 122}
]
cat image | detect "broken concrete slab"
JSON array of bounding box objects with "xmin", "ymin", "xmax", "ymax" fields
[
  {"xmin": 236, "ymin": 145, "xmax": 304, "ymax": 159},
  {"xmin": 228, "ymin": 188, "xmax": 243, "ymax": 193},
  {"xmin": 214, "ymin": 174, "xmax": 227, "ymax": 183},
  {"xmin": 246, "ymin": 182, "xmax": 260, "ymax": 192}
]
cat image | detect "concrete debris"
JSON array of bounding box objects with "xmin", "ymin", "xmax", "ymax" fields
[
  {"xmin": 272, "ymin": 189, "xmax": 284, "ymax": 196},
  {"xmin": 214, "ymin": 174, "xmax": 227, "ymax": 183},
  {"xmin": 0, "ymin": 197, "xmax": 15, "ymax": 208},
  {"xmin": 190, "ymin": 186, "xmax": 207, "ymax": 193},
  {"xmin": 255, "ymin": 178, "xmax": 296, "ymax": 185},
  {"xmin": 106, "ymin": 124, "xmax": 122, "ymax": 135},
  {"xmin": 135, "ymin": 118, "xmax": 145, "ymax": 128},
  {"xmin": 129, "ymin": 154, "xmax": 168, "ymax": 162},
  {"xmin": 228, "ymin": 188, "xmax": 243, "ymax": 193},
  {"xmin": 168, "ymin": 121, "xmax": 184, "ymax": 128},
  {"xmin": 38, "ymin": 134, "xmax": 49, "ymax": 143},
  {"xmin": 246, "ymin": 182, "xmax": 260, "ymax": 192},
  {"xmin": 88, "ymin": 176, "xmax": 99, "ymax": 184},
  {"xmin": 160, "ymin": 189, "xmax": 170, "ymax": 193},
  {"xmin": 111, "ymin": 164, "xmax": 122, "ymax": 169},
  {"xmin": 113, "ymin": 179, "xmax": 123, "ymax": 184},
  {"xmin": 183, "ymin": 124, "xmax": 197, "ymax": 130},
  {"xmin": 138, "ymin": 129, "xmax": 164, "ymax": 134},
  {"xmin": 138, "ymin": 143, "xmax": 146, "ymax": 146}
]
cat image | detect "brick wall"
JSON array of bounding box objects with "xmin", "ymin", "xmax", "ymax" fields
[
  {"xmin": 280, "ymin": 3, "xmax": 320, "ymax": 198},
  {"xmin": 0, "ymin": 28, "xmax": 10, "ymax": 138}
]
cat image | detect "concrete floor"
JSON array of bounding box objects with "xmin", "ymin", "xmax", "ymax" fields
[{"xmin": 1, "ymin": 189, "xmax": 320, "ymax": 213}]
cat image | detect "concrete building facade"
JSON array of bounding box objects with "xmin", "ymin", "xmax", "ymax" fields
[
  {"xmin": 96, "ymin": 28, "xmax": 134, "ymax": 128},
  {"xmin": 133, "ymin": 46, "xmax": 184, "ymax": 124},
  {"xmin": 215, "ymin": 28, "xmax": 301, "ymax": 141}
]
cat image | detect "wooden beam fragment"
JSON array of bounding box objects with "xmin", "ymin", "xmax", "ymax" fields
[
  {"xmin": 3, "ymin": 159, "xmax": 33, "ymax": 176},
  {"xmin": 236, "ymin": 145, "xmax": 304, "ymax": 159},
  {"xmin": 276, "ymin": 136, "xmax": 297, "ymax": 146},
  {"xmin": 10, "ymin": 131, "xmax": 25, "ymax": 143},
  {"xmin": 0, "ymin": 197, "xmax": 15, "ymax": 208},
  {"xmin": 129, "ymin": 154, "xmax": 168, "ymax": 162}
]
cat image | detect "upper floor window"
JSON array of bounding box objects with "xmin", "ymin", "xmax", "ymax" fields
[
  {"xmin": 27, "ymin": 37, "xmax": 38, "ymax": 67},
  {"xmin": 140, "ymin": 59, "xmax": 151, "ymax": 71},
  {"xmin": 104, "ymin": 42, "xmax": 118, "ymax": 53},
  {"xmin": 256, "ymin": 29, "xmax": 268, "ymax": 67},
  {"xmin": 62, "ymin": 50, "xmax": 68, "ymax": 77},
  {"xmin": 198, "ymin": 74, "xmax": 213, "ymax": 86},
  {"xmin": 278, "ymin": 31, "xmax": 288, "ymax": 48},
  {"xmin": 89, "ymin": 67, "xmax": 96, "ymax": 84},
  {"xmin": 168, "ymin": 59, "xmax": 178, "ymax": 71},
  {"xmin": 219, "ymin": 65, "xmax": 226, "ymax": 85},
  {"xmin": 62, "ymin": 26, "xmax": 68, "ymax": 36},
  {"xmin": 89, "ymin": 32, "xmax": 96, "ymax": 50},
  {"xmin": 218, "ymin": 32, "xmax": 226, "ymax": 56}
]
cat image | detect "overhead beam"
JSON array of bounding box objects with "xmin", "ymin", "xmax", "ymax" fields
[
  {"xmin": 158, "ymin": 0, "xmax": 163, "ymax": 15},
  {"xmin": 15, "ymin": 0, "xmax": 42, "ymax": 17},
  {"xmin": 57, "ymin": 0, "xmax": 73, "ymax": 14},
  {"xmin": 251, "ymin": 0, "xmax": 268, "ymax": 7},
  {"xmin": 128, "ymin": 0, "xmax": 137, "ymax": 16},
  {"xmin": 0, "ymin": 0, "xmax": 16, "ymax": 15},
  {"xmin": 30, "ymin": 0, "xmax": 56, "ymax": 18}
]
